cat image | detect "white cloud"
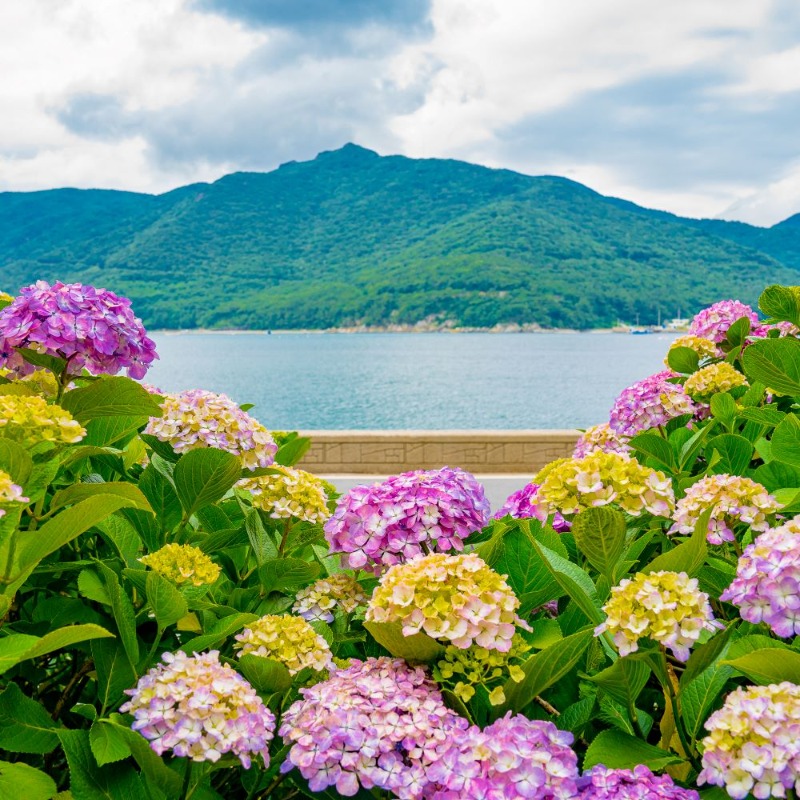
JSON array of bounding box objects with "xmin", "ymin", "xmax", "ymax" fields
[{"xmin": 720, "ymin": 160, "xmax": 800, "ymax": 225}]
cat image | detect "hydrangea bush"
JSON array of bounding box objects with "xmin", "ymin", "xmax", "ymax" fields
[{"xmin": 5, "ymin": 280, "xmax": 800, "ymax": 799}]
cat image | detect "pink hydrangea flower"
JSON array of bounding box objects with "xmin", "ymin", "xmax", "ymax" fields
[
  {"xmin": 493, "ymin": 482, "xmax": 570, "ymax": 532},
  {"xmin": 0, "ymin": 281, "xmax": 157, "ymax": 378},
  {"xmin": 578, "ymin": 765, "xmax": 699, "ymax": 798},
  {"xmin": 279, "ymin": 657, "xmax": 468, "ymax": 799},
  {"xmin": 609, "ymin": 371, "xmax": 696, "ymax": 436},
  {"xmin": 688, "ymin": 300, "xmax": 760, "ymax": 344},
  {"xmin": 324, "ymin": 467, "xmax": 490, "ymax": 573}
]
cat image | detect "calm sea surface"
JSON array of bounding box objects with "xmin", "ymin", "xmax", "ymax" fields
[{"xmin": 145, "ymin": 332, "xmax": 679, "ymax": 430}]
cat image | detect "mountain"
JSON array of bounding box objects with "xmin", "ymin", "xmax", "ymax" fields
[{"xmin": 2, "ymin": 143, "xmax": 798, "ymax": 330}]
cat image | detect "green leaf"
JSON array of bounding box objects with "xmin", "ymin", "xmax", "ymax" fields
[
  {"xmin": 0, "ymin": 762, "xmax": 57, "ymax": 800},
  {"xmin": 0, "ymin": 624, "xmax": 114, "ymax": 675},
  {"xmin": 678, "ymin": 421, "xmax": 717, "ymax": 471},
  {"xmin": 681, "ymin": 624, "xmax": 735, "ymax": 686},
  {"xmin": 50, "ymin": 482, "xmax": 153, "ymax": 515},
  {"xmin": 83, "ymin": 416, "xmax": 147, "ymax": 448},
  {"xmin": 478, "ymin": 523, "xmax": 558, "ymax": 613},
  {"xmin": 588, "ymin": 656, "xmax": 651, "ymax": 707},
  {"xmin": 738, "ymin": 407, "xmax": 786, "ymax": 427},
  {"xmin": 643, "ymin": 509, "xmax": 709, "ymax": 577},
  {"xmin": 258, "ymin": 558, "xmax": 320, "ymax": 594},
  {"xmin": 173, "ymin": 448, "xmax": 242, "ymax": 517},
  {"xmin": 498, "ymin": 627, "xmax": 595, "ymax": 714},
  {"xmin": 705, "ymin": 433, "xmax": 753, "ymax": 475},
  {"xmin": 628, "ymin": 432, "xmax": 676, "ymax": 472},
  {"xmin": 92, "ymin": 639, "xmax": 136, "ymax": 714},
  {"xmin": 681, "ymin": 664, "xmax": 733, "ymax": 745},
  {"xmin": 710, "ymin": 393, "xmax": 737, "ymax": 429},
  {"xmin": 754, "ymin": 460, "xmax": 800, "ymax": 492},
  {"xmin": 726, "ymin": 316, "xmax": 751, "ymax": 347},
  {"xmin": 0, "ymin": 439, "xmax": 33, "ymax": 486},
  {"xmin": 59, "ymin": 729, "xmax": 147, "ymax": 800},
  {"xmin": 146, "ymin": 571, "xmax": 188, "ymax": 630},
  {"xmin": 742, "ymin": 337, "xmax": 800, "ymax": 396},
  {"xmin": 94, "ymin": 562, "xmax": 140, "ymax": 671},
  {"xmin": 137, "ymin": 467, "xmax": 182, "ymax": 530},
  {"xmin": 723, "ymin": 648, "xmax": 800, "ymax": 684},
  {"xmin": 759, "ymin": 284, "xmax": 800, "ymax": 327},
  {"xmin": 275, "ymin": 434, "xmax": 312, "ymax": 467},
  {"xmin": 363, "ymin": 621, "xmax": 445, "ymax": 663},
  {"xmin": 5, "ymin": 496, "xmax": 136, "ymax": 591},
  {"xmin": 571, "ymin": 507, "xmax": 627, "ymax": 582},
  {"xmin": 89, "ymin": 722, "xmax": 131, "ymax": 767},
  {"xmin": 530, "ymin": 539, "xmax": 601, "ymax": 624},
  {"xmin": 61, "ymin": 377, "xmax": 162, "ymax": 423},
  {"xmin": 667, "ymin": 346, "xmax": 699, "ymax": 375},
  {"xmin": 583, "ymin": 729, "xmax": 684, "ymax": 770},
  {"xmin": 184, "ymin": 613, "xmax": 258, "ymax": 653},
  {"xmin": 237, "ymin": 654, "xmax": 293, "ymax": 692},
  {"xmin": 0, "ymin": 683, "xmax": 62, "ymax": 754},
  {"xmin": 244, "ymin": 507, "xmax": 278, "ymax": 566},
  {"xmin": 771, "ymin": 413, "xmax": 800, "ymax": 468}
]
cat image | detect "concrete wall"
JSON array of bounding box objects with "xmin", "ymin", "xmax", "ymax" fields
[{"xmin": 298, "ymin": 430, "xmax": 580, "ymax": 475}]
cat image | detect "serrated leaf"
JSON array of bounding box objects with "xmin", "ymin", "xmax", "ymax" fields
[
  {"xmin": 771, "ymin": 413, "xmax": 800, "ymax": 468},
  {"xmin": 138, "ymin": 466, "xmax": 182, "ymax": 530},
  {"xmin": 363, "ymin": 621, "xmax": 445, "ymax": 663},
  {"xmin": 0, "ymin": 439, "xmax": 33, "ymax": 487},
  {"xmin": 643, "ymin": 508, "xmax": 709, "ymax": 577},
  {"xmin": 705, "ymin": 434, "xmax": 753, "ymax": 475},
  {"xmin": 237, "ymin": 654, "xmax": 293, "ymax": 692},
  {"xmin": 588, "ymin": 656, "xmax": 650, "ymax": 707},
  {"xmin": 723, "ymin": 647, "xmax": 800, "ymax": 684},
  {"xmin": 667, "ymin": 346, "xmax": 699, "ymax": 374},
  {"xmin": 92, "ymin": 639, "xmax": 136, "ymax": 714},
  {"xmin": 0, "ymin": 624, "xmax": 114, "ymax": 675},
  {"xmin": 50, "ymin": 482, "xmax": 153, "ymax": 514},
  {"xmin": 0, "ymin": 761, "xmax": 57, "ymax": 799},
  {"xmin": 710, "ymin": 393, "xmax": 737, "ymax": 429},
  {"xmin": 0, "ymin": 683, "xmax": 62, "ymax": 754},
  {"xmin": 681, "ymin": 665, "xmax": 733, "ymax": 745},
  {"xmin": 146, "ymin": 571, "xmax": 188, "ymax": 630},
  {"xmin": 184, "ymin": 613, "xmax": 258, "ymax": 654},
  {"xmin": 61, "ymin": 377, "xmax": 162, "ymax": 423},
  {"xmin": 89, "ymin": 722, "xmax": 131, "ymax": 767},
  {"xmin": 258, "ymin": 558, "xmax": 320, "ymax": 594},
  {"xmin": 726, "ymin": 316, "xmax": 751, "ymax": 347},
  {"xmin": 628, "ymin": 433, "xmax": 676, "ymax": 472},
  {"xmin": 173, "ymin": 448, "xmax": 241, "ymax": 517},
  {"xmin": 93, "ymin": 562, "xmax": 139, "ymax": 670},
  {"xmin": 244, "ymin": 507, "xmax": 278, "ymax": 566},
  {"xmin": 571, "ymin": 507, "xmax": 627, "ymax": 582},
  {"xmin": 498, "ymin": 627, "xmax": 594, "ymax": 714},
  {"xmin": 583, "ymin": 728, "xmax": 684, "ymax": 770},
  {"xmin": 759, "ymin": 284, "xmax": 800, "ymax": 327},
  {"xmin": 742, "ymin": 337, "xmax": 800, "ymax": 396}
]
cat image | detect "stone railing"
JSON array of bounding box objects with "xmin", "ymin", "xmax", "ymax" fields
[{"xmin": 298, "ymin": 430, "xmax": 580, "ymax": 474}]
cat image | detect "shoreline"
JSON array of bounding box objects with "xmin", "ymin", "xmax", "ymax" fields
[{"xmin": 151, "ymin": 325, "xmax": 685, "ymax": 336}]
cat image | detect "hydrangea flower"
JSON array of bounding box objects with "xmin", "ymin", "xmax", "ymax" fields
[
  {"xmin": 324, "ymin": 467, "xmax": 490, "ymax": 573},
  {"xmin": 0, "ymin": 281, "xmax": 157, "ymax": 378},
  {"xmin": 292, "ymin": 573, "xmax": 366, "ymax": 622},
  {"xmin": 0, "ymin": 469, "xmax": 28, "ymax": 518},
  {"xmin": 0, "ymin": 395, "xmax": 85, "ymax": 447},
  {"xmin": 664, "ymin": 334, "xmax": 721, "ymax": 366},
  {"xmin": 144, "ymin": 389, "xmax": 277, "ymax": 471},
  {"xmin": 365, "ymin": 552, "xmax": 527, "ymax": 652},
  {"xmin": 573, "ymin": 423, "xmax": 631, "ymax": 458},
  {"xmin": 492, "ymin": 482, "xmax": 571, "ymax": 532},
  {"xmin": 721, "ymin": 517, "xmax": 800, "ymax": 637},
  {"xmin": 669, "ymin": 474, "xmax": 780, "ymax": 545},
  {"xmin": 234, "ymin": 614, "xmax": 332, "ymax": 674},
  {"xmin": 683, "ymin": 362, "xmax": 748, "ymax": 402},
  {"xmin": 609, "ymin": 370, "xmax": 696, "ymax": 436},
  {"xmin": 279, "ymin": 657, "xmax": 468, "ymax": 799},
  {"xmin": 536, "ymin": 451, "xmax": 674, "ymax": 518},
  {"xmin": 0, "ymin": 291, "xmax": 13, "ymax": 304},
  {"xmin": 139, "ymin": 543, "xmax": 221, "ymax": 587},
  {"xmin": 578, "ymin": 765, "xmax": 700, "ymax": 799},
  {"xmin": 425, "ymin": 713, "xmax": 580, "ymax": 800},
  {"xmin": 688, "ymin": 300, "xmax": 760, "ymax": 343},
  {"xmin": 238, "ymin": 466, "xmax": 329, "ymax": 523},
  {"xmin": 595, "ymin": 570, "xmax": 722, "ymax": 660},
  {"xmin": 120, "ymin": 650, "xmax": 275, "ymax": 767},
  {"xmin": 699, "ymin": 682, "xmax": 800, "ymax": 799},
  {"xmin": 434, "ymin": 634, "xmax": 529, "ymax": 705}
]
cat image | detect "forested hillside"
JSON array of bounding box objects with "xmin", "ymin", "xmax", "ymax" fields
[{"xmin": 2, "ymin": 144, "xmax": 797, "ymax": 329}]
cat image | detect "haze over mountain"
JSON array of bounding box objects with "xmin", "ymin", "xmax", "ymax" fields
[{"xmin": 2, "ymin": 144, "xmax": 798, "ymax": 330}]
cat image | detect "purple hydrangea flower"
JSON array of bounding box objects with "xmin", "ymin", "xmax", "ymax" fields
[
  {"xmin": 578, "ymin": 765, "xmax": 700, "ymax": 799},
  {"xmin": 721, "ymin": 517, "xmax": 800, "ymax": 637},
  {"xmin": 609, "ymin": 370, "xmax": 696, "ymax": 436},
  {"xmin": 688, "ymin": 300, "xmax": 760, "ymax": 344},
  {"xmin": 493, "ymin": 482, "xmax": 570, "ymax": 532},
  {"xmin": 0, "ymin": 281, "xmax": 157, "ymax": 379},
  {"xmin": 425, "ymin": 712, "xmax": 580, "ymax": 799},
  {"xmin": 324, "ymin": 467, "xmax": 490, "ymax": 573},
  {"xmin": 279, "ymin": 657, "xmax": 468, "ymax": 799}
]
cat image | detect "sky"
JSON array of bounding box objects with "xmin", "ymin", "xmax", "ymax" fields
[{"xmin": 2, "ymin": 0, "xmax": 800, "ymax": 226}]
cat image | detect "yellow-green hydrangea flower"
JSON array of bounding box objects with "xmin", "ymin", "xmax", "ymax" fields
[
  {"xmin": 238, "ymin": 467, "xmax": 329, "ymax": 524},
  {"xmin": 293, "ymin": 573, "xmax": 366, "ymax": 622},
  {"xmin": 595, "ymin": 570, "xmax": 722, "ymax": 661},
  {"xmin": 0, "ymin": 291, "xmax": 13, "ymax": 304},
  {"xmin": 0, "ymin": 469, "xmax": 28, "ymax": 518},
  {"xmin": 434, "ymin": 634, "xmax": 530, "ymax": 705},
  {"xmin": 366, "ymin": 552, "xmax": 528, "ymax": 652},
  {"xmin": 664, "ymin": 334, "xmax": 720, "ymax": 366},
  {"xmin": 0, "ymin": 395, "xmax": 85, "ymax": 447},
  {"xmin": 234, "ymin": 614, "xmax": 332, "ymax": 674},
  {"xmin": 535, "ymin": 451, "xmax": 674, "ymax": 518},
  {"xmin": 683, "ymin": 362, "xmax": 748, "ymax": 401},
  {"xmin": 139, "ymin": 543, "xmax": 221, "ymax": 587}
]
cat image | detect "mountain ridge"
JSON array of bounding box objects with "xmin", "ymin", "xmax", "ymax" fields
[{"xmin": 1, "ymin": 144, "xmax": 798, "ymax": 330}]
